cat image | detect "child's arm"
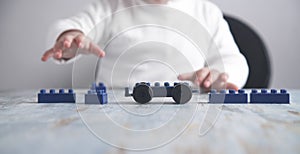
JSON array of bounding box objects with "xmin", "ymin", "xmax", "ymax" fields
[
  {"xmin": 178, "ymin": 1, "xmax": 249, "ymax": 90},
  {"xmin": 41, "ymin": 0, "xmax": 110, "ymax": 62}
]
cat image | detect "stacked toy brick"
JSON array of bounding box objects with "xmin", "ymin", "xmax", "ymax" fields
[{"xmin": 85, "ymin": 82, "xmax": 108, "ymax": 104}]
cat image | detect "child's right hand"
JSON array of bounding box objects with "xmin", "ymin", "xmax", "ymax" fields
[
  {"xmin": 178, "ymin": 67, "xmax": 239, "ymax": 92},
  {"xmin": 41, "ymin": 30, "xmax": 105, "ymax": 62}
]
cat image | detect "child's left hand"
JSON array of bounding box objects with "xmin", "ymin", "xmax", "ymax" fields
[
  {"xmin": 177, "ymin": 67, "xmax": 239, "ymax": 92},
  {"xmin": 41, "ymin": 30, "xmax": 105, "ymax": 62}
]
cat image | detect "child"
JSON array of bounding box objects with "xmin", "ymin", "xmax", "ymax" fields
[{"xmin": 41, "ymin": 0, "xmax": 249, "ymax": 91}]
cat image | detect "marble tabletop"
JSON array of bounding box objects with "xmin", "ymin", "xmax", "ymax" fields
[{"xmin": 0, "ymin": 89, "xmax": 300, "ymax": 154}]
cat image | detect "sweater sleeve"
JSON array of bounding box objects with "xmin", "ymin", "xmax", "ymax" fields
[{"xmin": 202, "ymin": 1, "xmax": 249, "ymax": 88}]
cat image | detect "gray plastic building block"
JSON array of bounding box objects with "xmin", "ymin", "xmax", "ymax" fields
[{"xmin": 84, "ymin": 82, "xmax": 108, "ymax": 104}]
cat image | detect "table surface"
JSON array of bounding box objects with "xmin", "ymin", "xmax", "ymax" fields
[{"xmin": 0, "ymin": 89, "xmax": 300, "ymax": 154}]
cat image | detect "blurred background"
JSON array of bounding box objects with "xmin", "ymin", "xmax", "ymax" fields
[{"xmin": 0, "ymin": 0, "xmax": 299, "ymax": 90}]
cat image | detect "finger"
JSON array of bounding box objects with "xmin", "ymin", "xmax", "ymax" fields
[
  {"xmin": 41, "ymin": 48, "xmax": 55, "ymax": 61},
  {"xmin": 54, "ymin": 49, "xmax": 63, "ymax": 59},
  {"xmin": 209, "ymin": 72, "xmax": 228, "ymax": 90},
  {"xmin": 63, "ymin": 40, "xmax": 71, "ymax": 48},
  {"xmin": 54, "ymin": 35, "xmax": 74, "ymax": 50},
  {"xmin": 195, "ymin": 68, "xmax": 210, "ymax": 85},
  {"xmin": 74, "ymin": 35, "xmax": 84, "ymax": 48},
  {"xmin": 215, "ymin": 73, "xmax": 238, "ymax": 90},
  {"xmin": 226, "ymin": 82, "xmax": 239, "ymax": 91},
  {"xmin": 88, "ymin": 42, "xmax": 105, "ymax": 57},
  {"xmin": 177, "ymin": 72, "xmax": 194, "ymax": 81},
  {"xmin": 203, "ymin": 73, "xmax": 212, "ymax": 88},
  {"xmin": 218, "ymin": 73, "xmax": 228, "ymax": 82},
  {"xmin": 62, "ymin": 35, "xmax": 75, "ymax": 48}
]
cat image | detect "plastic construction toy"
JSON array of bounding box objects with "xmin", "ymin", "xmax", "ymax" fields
[
  {"xmin": 125, "ymin": 82, "xmax": 192, "ymax": 104},
  {"xmin": 250, "ymin": 89, "xmax": 290, "ymax": 104},
  {"xmin": 38, "ymin": 89, "xmax": 75, "ymax": 103},
  {"xmin": 85, "ymin": 82, "xmax": 108, "ymax": 104},
  {"xmin": 209, "ymin": 89, "xmax": 247, "ymax": 104}
]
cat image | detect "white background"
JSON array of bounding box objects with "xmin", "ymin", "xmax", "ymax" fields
[{"xmin": 0, "ymin": 0, "xmax": 299, "ymax": 90}]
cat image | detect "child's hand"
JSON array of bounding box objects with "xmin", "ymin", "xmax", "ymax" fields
[
  {"xmin": 177, "ymin": 67, "xmax": 239, "ymax": 92},
  {"xmin": 41, "ymin": 30, "xmax": 105, "ymax": 62}
]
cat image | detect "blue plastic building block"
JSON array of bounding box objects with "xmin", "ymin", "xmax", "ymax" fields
[
  {"xmin": 38, "ymin": 89, "xmax": 75, "ymax": 103},
  {"xmin": 125, "ymin": 82, "xmax": 192, "ymax": 104},
  {"xmin": 209, "ymin": 89, "xmax": 247, "ymax": 104},
  {"xmin": 85, "ymin": 82, "xmax": 108, "ymax": 104},
  {"xmin": 250, "ymin": 89, "xmax": 290, "ymax": 104}
]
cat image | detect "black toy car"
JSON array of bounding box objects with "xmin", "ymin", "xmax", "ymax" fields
[{"xmin": 125, "ymin": 82, "xmax": 192, "ymax": 104}]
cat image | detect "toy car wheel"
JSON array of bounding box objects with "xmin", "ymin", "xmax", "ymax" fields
[
  {"xmin": 133, "ymin": 83, "xmax": 153, "ymax": 104},
  {"xmin": 172, "ymin": 84, "xmax": 192, "ymax": 104}
]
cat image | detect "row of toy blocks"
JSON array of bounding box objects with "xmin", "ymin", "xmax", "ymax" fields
[
  {"xmin": 85, "ymin": 82, "xmax": 108, "ymax": 104},
  {"xmin": 38, "ymin": 89, "xmax": 75, "ymax": 103},
  {"xmin": 209, "ymin": 89, "xmax": 290, "ymax": 104},
  {"xmin": 250, "ymin": 89, "xmax": 289, "ymax": 104}
]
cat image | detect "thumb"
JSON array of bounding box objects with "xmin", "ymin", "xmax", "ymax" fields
[
  {"xmin": 87, "ymin": 42, "xmax": 105, "ymax": 57},
  {"xmin": 177, "ymin": 72, "xmax": 195, "ymax": 81},
  {"xmin": 225, "ymin": 82, "xmax": 239, "ymax": 91}
]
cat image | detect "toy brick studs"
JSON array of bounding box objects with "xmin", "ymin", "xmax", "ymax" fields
[
  {"xmin": 38, "ymin": 89, "xmax": 75, "ymax": 103},
  {"xmin": 125, "ymin": 82, "xmax": 192, "ymax": 104},
  {"xmin": 84, "ymin": 82, "xmax": 108, "ymax": 104}
]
